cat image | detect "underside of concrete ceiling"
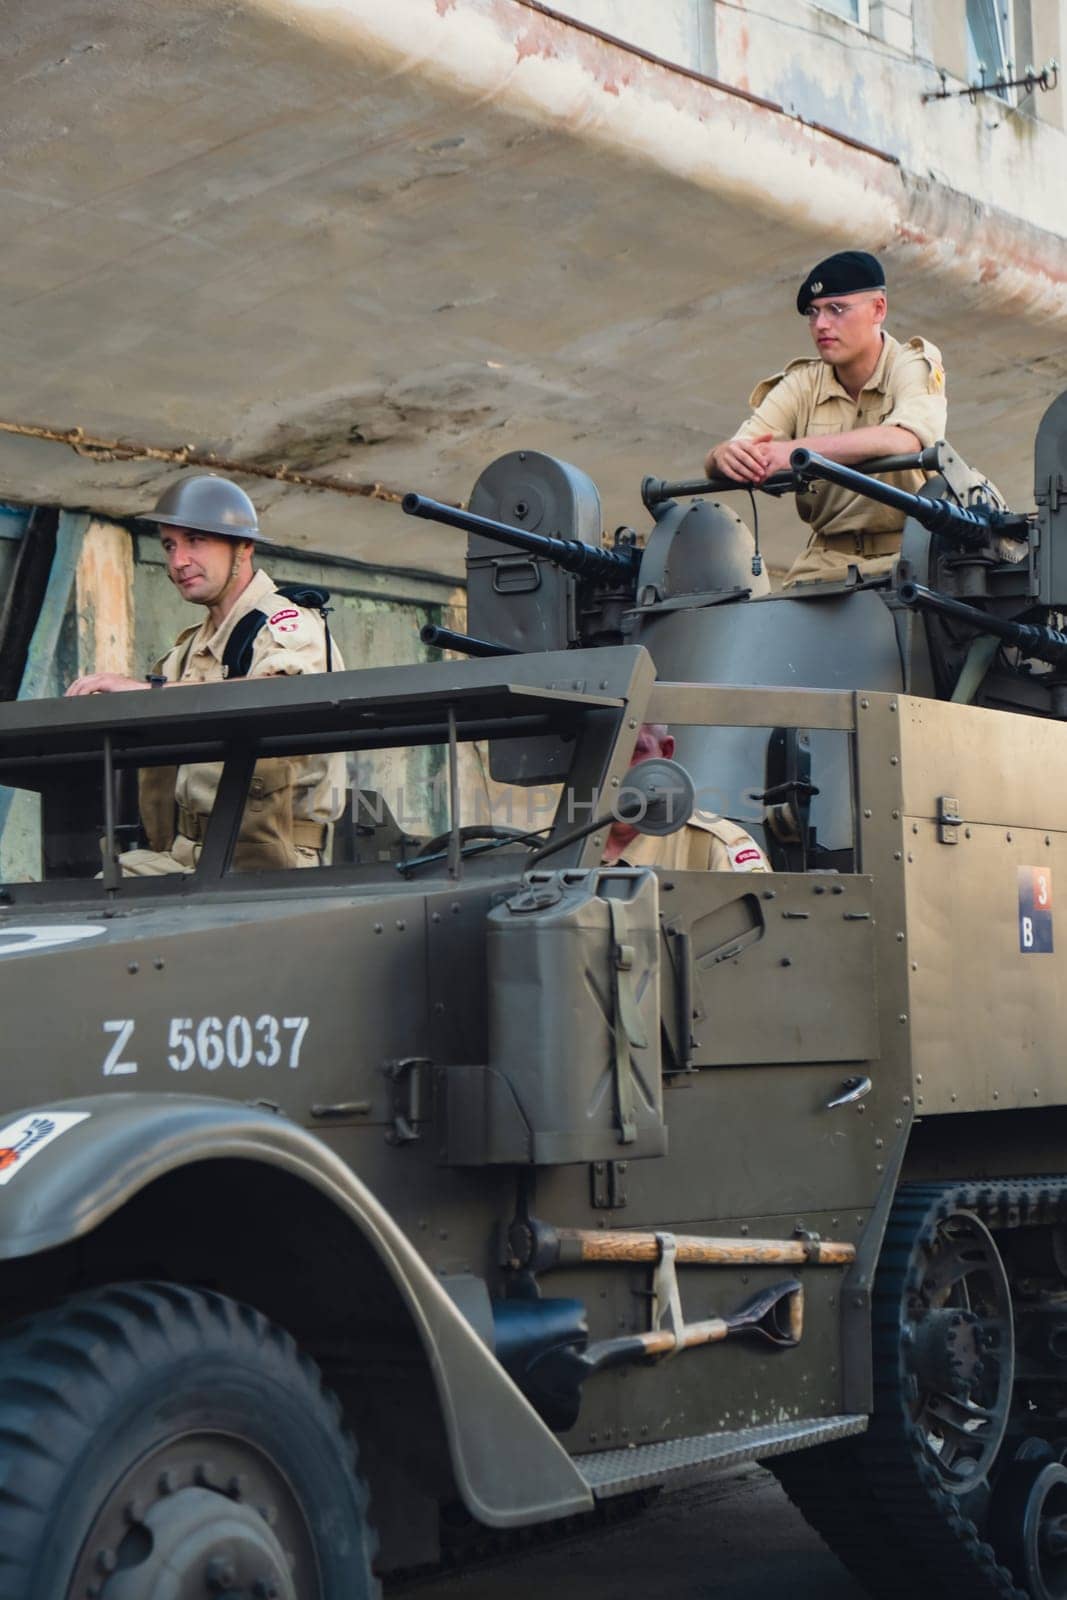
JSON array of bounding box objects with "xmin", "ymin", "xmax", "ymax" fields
[{"xmin": 2, "ymin": 0, "xmax": 1066, "ymax": 578}]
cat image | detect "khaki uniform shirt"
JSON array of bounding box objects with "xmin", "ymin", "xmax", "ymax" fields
[
  {"xmin": 157, "ymin": 568, "xmax": 346, "ymax": 828},
  {"xmin": 734, "ymin": 333, "xmax": 947, "ymax": 584},
  {"xmin": 606, "ymin": 810, "xmax": 771, "ymax": 873}
]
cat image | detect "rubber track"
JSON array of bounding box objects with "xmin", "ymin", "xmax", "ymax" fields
[
  {"xmin": 0, "ymin": 1281, "xmax": 379, "ymax": 1600},
  {"xmin": 773, "ymin": 1178, "xmax": 1067, "ymax": 1600}
]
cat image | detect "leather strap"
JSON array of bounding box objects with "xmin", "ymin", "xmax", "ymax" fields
[
  {"xmin": 608, "ymin": 896, "xmax": 647, "ymax": 1146},
  {"xmin": 819, "ymin": 529, "xmax": 901, "ymax": 558}
]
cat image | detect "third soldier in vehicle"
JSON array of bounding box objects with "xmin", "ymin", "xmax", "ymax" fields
[
  {"xmin": 602, "ymin": 724, "xmax": 770, "ymax": 872},
  {"xmin": 702, "ymin": 250, "xmax": 947, "ymax": 587}
]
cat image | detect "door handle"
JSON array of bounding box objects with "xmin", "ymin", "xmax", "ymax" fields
[{"xmin": 825, "ymin": 1074, "xmax": 872, "ymax": 1110}]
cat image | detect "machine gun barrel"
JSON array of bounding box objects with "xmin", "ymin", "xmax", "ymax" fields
[
  {"xmin": 899, "ymin": 582, "xmax": 1067, "ymax": 670},
  {"xmin": 641, "ymin": 446, "xmax": 943, "ymax": 511},
  {"xmin": 402, "ymin": 492, "xmax": 637, "ymax": 582},
  {"xmin": 420, "ymin": 624, "xmax": 516, "ymax": 658},
  {"xmin": 789, "ymin": 449, "xmax": 993, "ymax": 543}
]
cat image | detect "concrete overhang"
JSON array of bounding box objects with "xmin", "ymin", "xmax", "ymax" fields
[{"xmin": 2, "ymin": 0, "xmax": 1066, "ymax": 578}]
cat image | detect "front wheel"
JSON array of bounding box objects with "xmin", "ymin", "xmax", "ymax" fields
[{"xmin": 0, "ymin": 1281, "xmax": 379, "ymax": 1600}]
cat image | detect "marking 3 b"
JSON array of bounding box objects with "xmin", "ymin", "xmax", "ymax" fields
[{"xmin": 101, "ymin": 1015, "xmax": 310, "ymax": 1076}]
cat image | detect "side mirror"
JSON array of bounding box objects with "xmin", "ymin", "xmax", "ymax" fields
[
  {"xmin": 527, "ymin": 758, "xmax": 696, "ymax": 866},
  {"xmin": 615, "ymin": 758, "xmax": 695, "ymax": 837}
]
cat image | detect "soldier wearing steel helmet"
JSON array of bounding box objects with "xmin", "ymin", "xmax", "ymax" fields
[
  {"xmin": 702, "ymin": 250, "xmax": 948, "ymax": 587},
  {"xmin": 66, "ymin": 475, "xmax": 345, "ymax": 873}
]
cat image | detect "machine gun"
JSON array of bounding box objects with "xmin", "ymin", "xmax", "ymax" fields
[
  {"xmin": 402, "ymin": 484, "xmax": 641, "ymax": 662},
  {"xmin": 401, "ymin": 493, "xmax": 637, "ymax": 583},
  {"xmin": 899, "ymin": 583, "xmax": 1067, "ymax": 670},
  {"xmin": 641, "ymin": 443, "xmax": 946, "ymax": 511},
  {"xmin": 788, "ymin": 447, "xmax": 1030, "ymax": 549}
]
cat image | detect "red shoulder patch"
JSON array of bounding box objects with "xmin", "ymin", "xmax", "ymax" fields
[
  {"xmin": 732, "ymin": 847, "xmax": 762, "ymax": 865},
  {"xmin": 268, "ymin": 608, "xmax": 300, "ymax": 626}
]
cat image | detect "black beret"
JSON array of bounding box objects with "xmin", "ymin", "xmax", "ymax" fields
[{"xmin": 797, "ymin": 250, "xmax": 885, "ymax": 313}]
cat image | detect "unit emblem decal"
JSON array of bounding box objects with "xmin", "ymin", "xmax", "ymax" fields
[
  {"xmin": 0, "ymin": 1111, "xmax": 90, "ymax": 1187},
  {"xmin": 1018, "ymin": 865, "xmax": 1053, "ymax": 954}
]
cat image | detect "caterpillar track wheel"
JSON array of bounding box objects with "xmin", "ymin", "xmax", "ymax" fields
[{"xmin": 774, "ymin": 1181, "xmax": 1067, "ymax": 1600}]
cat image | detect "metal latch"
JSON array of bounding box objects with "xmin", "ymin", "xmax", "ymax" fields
[
  {"xmin": 384, "ymin": 1056, "xmax": 430, "ymax": 1145},
  {"xmin": 937, "ymin": 795, "xmax": 962, "ymax": 845},
  {"xmin": 940, "ymin": 793, "xmax": 966, "ymax": 844}
]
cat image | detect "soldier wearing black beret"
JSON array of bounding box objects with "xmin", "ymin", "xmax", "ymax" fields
[{"xmin": 703, "ymin": 249, "xmax": 947, "ymax": 586}]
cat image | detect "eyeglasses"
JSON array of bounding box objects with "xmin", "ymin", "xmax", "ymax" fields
[{"xmin": 801, "ymin": 293, "xmax": 882, "ymax": 322}]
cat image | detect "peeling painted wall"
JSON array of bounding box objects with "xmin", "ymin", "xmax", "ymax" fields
[
  {"xmin": 2, "ymin": 0, "xmax": 1065, "ymax": 586},
  {"xmin": 552, "ymin": 0, "xmax": 1067, "ymax": 236},
  {"xmin": 75, "ymin": 520, "xmax": 135, "ymax": 678}
]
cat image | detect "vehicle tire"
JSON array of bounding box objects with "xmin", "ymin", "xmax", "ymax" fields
[{"xmin": 0, "ymin": 1280, "xmax": 379, "ymax": 1600}]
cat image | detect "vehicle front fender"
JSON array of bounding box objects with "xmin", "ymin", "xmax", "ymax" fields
[{"xmin": 0, "ymin": 1093, "xmax": 593, "ymax": 1527}]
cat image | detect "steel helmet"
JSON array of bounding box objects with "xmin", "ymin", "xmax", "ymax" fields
[{"xmin": 136, "ymin": 475, "xmax": 272, "ymax": 543}]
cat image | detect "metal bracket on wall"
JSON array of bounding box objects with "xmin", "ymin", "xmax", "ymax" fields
[
  {"xmin": 937, "ymin": 795, "xmax": 962, "ymax": 845},
  {"xmin": 590, "ymin": 1159, "xmax": 629, "ymax": 1209}
]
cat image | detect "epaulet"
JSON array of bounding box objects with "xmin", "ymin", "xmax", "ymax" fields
[
  {"xmin": 688, "ymin": 810, "xmax": 767, "ymax": 871},
  {"xmin": 686, "ymin": 809, "xmax": 728, "ymax": 837},
  {"xmin": 905, "ymin": 335, "xmax": 944, "ymax": 364},
  {"xmin": 903, "ymin": 335, "xmax": 946, "ymax": 393},
  {"xmin": 749, "ymin": 356, "xmax": 819, "ymax": 409}
]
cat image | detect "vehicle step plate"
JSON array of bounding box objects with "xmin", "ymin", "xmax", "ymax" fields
[{"xmin": 574, "ymin": 1414, "xmax": 868, "ymax": 1498}]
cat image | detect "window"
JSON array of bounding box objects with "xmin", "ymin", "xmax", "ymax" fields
[
  {"xmin": 966, "ymin": 0, "xmax": 1014, "ymax": 95},
  {"xmin": 814, "ymin": 0, "xmax": 868, "ymax": 25}
]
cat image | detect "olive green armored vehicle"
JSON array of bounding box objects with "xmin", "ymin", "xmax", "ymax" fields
[{"xmin": 1, "ymin": 393, "xmax": 1067, "ymax": 1600}]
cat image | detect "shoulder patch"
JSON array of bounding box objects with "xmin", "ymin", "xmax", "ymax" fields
[
  {"xmin": 268, "ymin": 607, "xmax": 301, "ymax": 632},
  {"xmin": 729, "ymin": 843, "xmax": 766, "ymax": 871}
]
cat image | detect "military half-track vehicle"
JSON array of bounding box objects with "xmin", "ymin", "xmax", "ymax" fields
[{"xmin": 1, "ymin": 392, "xmax": 1067, "ymax": 1600}]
